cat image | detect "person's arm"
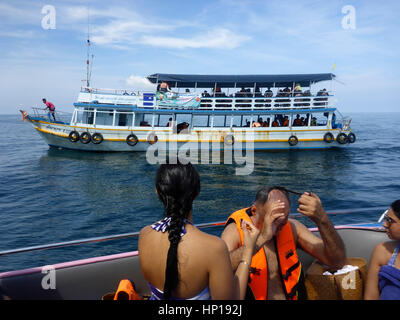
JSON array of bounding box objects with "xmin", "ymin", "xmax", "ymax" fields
[
  {"xmin": 210, "ymin": 220, "xmax": 259, "ymax": 300},
  {"xmin": 221, "ymin": 202, "xmax": 285, "ymax": 271},
  {"xmin": 295, "ymin": 193, "xmax": 346, "ymax": 269},
  {"xmin": 364, "ymin": 242, "xmax": 387, "ymax": 300}
]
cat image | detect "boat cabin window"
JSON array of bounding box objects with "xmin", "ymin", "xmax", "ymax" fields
[
  {"xmin": 159, "ymin": 114, "xmax": 174, "ymax": 127},
  {"xmin": 95, "ymin": 109, "xmax": 114, "ymax": 126},
  {"xmin": 212, "ymin": 115, "xmax": 227, "ymax": 127},
  {"xmin": 310, "ymin": 113, "xmax": 328, "ymax": 126},
  {"xmin": 193, "ymin": 115, "xmax": 210, "ymax": 127},
  {"xmin": 116, "ymin": 111, "xmax": 133, "ymax": 127},
  {"xmin": 292, "ymin": 113, "xmax": 310, "ymax": 127}
]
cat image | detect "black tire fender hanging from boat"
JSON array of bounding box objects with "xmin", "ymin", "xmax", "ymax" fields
[
  {"xmin": 288, "ymin": 136, "xmax": 299, "ymax": 147},
  {"xmin": 323, "ymin": 132, "xmax": 334, "ymax": 143},
  {"xmin": 347, "ymin": 132, "xmax": 356, "ymax": 144},
  {"xmin": 224, "ymin": 133, "xmax": 235, "ymax": 146},
  {"xmin": 68, "ymin": 131, "xmax": 80, "ymax": 143},
  {"xmin": 126, "ymin": 134, "xmax": 139, "ymax": 147},
  {"xmin": 80, "ymin": 132, "xmax": 91, "ymax": 144},
  {"xmin": 336, "ymin": 132, "xmax": 348, "ymax": 144},
  {"xmin": 91, "ymin": 133, "xmax": 103, "ymax": 144},
  {"xmin": 288, "ymin": 135, "xmax": 298, "ymax": 146},
  {"xmin": 147, "ymin": 132, "xmax": 158, "ymax": 145}
]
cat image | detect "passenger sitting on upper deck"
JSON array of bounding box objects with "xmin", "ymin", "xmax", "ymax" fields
[
  {"xmin": 317, "ymin": 88, "xmax": 329, "ymax": 97},
  {"xmin": 283, "ymin": 87, "xmax": 291, "ymax": 97},
  {"xmin": 254, "ymin": 86, "xmax": 262, "ymax": 97},
  {"xmin": 276, "ymin": 89, "xmax": 284, "ymax": 97},
  {"xmin": 185, "ymin": 88, "xmax": 191, "ymax": 93},
  {"xmin": 245, "ymin": 120, "xmax": 251, "ymax": 127},
  {"xmin": 272, "ymin": 117, "xmax": 279, "ymax": 127},
  {"xmin": 202, "ymin": 90, "xmax": 211, "ymax": 97},
  {"xmin": 264, "ymin": 88, "xmax": 273, "ymax": 98},
  {"xmin": 293, "ymin": 114, "xmax": 303, "ymax": 126},
  {"xmin": 159, "ymin": 81, "xmax": 171, "ymax": 93},
  {"xmin": 303, "ymin": 90, "xmax": 311, "ymax": 97},
  {"xmin": 213, "ymin": 86, "xmax": 225, "ymax": 97},
  {"xmin": 294, "ymin": 84, "xmax": 302, "ymax": 97}
]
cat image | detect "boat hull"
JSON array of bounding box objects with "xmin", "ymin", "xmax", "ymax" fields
[{"xmin": 30, "ymin": 119, "xmax": 352, "ymax": 152}]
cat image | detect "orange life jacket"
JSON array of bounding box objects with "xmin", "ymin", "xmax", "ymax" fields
[
  {"xmin": 226, "ymin": 208, "xmax": 303, "ymax": 300},
  {"xmin": 113, "ymin": 279, "xmax": 141, "ymax": 300}
]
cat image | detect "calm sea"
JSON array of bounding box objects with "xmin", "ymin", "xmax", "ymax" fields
[{"xmin": 0, "ymin": 112, "xmax": 399, "ymax": 272}]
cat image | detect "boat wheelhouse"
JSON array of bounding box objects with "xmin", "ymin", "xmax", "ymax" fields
[{"xmin": 21, "ymin": 73, "xmax": 356, "ymax": 152}]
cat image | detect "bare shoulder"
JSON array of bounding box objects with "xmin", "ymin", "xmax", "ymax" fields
[
  {"xmin": 289, "ymin": 218, "xmax": 308, "ymax": 243},
  {"xmin": 372, "ymin": 241, "xmax": 399, "ymax": 264},
  {"xmin": 220, "ymin": 222, "xmax": 240, "ymax": 247},
  {"xmin": 139, "ymin": 225, "xmax": 153, "ymax": 238},
  {"xmin": 194, "ymin": 227, "xmax": 229, "ymax": 252}
]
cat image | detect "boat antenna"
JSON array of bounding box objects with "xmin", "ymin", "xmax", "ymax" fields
[{"xmin": 86, "ymin": 5, "xmax": 93, "ymax": 88}]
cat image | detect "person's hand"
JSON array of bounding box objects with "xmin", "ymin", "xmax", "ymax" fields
[
  {"xmin": 241, "ymin": 219, "xmax": 260, "ymax": 255},
  {"xmin": 297, "ymin": 192, "xmax": 325, "ymax": 223},
  {"xmin": 259, "ymin": 200, "xmax": 286, "ymax": 245}
]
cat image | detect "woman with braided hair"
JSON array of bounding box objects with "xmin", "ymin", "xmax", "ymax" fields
[{"xmin": 139, "ymin": 162, "xmax": 259, "ymax": 300}]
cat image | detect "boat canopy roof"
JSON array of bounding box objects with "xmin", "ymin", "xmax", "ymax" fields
[{"xmin": 147, "ymin": 73, "xmax": 335, "ymax": 88}]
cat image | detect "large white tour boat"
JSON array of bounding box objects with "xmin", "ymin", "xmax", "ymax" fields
[{"xmin": 20, "ymin": 73, "xmax": 356, "ymax": 152}]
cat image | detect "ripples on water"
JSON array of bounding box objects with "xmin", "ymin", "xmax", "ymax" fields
[{"xmin": 0, "ymin": 113, "xmax": 399, "ymax": 271}]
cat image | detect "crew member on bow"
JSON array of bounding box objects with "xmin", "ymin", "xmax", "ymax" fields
[
  {"xmin": 221, "ymin": 186, "xmax": 346, "ymax": 300},
  {"xmin": 42, "ymin": 98, "xmax": 56, "ymax": 122}
]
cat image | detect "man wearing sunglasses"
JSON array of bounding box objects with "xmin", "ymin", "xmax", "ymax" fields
[
  {"xmin": 365, "ymin": 200, "xmax": 400, "ymax": 299},
  {"xmin": 221, "ymin": 186, "xmax": 346, "ymax": 300}
]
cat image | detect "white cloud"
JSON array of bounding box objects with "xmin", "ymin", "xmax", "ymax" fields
[
  {"xmin": 125, "ymin": 75, "xmax": 155, "ymax": 90},
  {"xmin": 140, "ymin": 28, "xmax": 250, "ymax": 49}
]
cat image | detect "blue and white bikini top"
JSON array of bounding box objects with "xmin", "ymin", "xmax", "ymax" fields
[
  {"xmin": 149, "ymin": 216, "xmax": 211, "ymax": 300},
  {"xmin": 150, "ymin": 216, "xmax": 193, "ymax": 236}
]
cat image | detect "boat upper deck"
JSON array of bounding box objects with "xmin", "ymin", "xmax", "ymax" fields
[{"xmin": 76, "ymin": 72, "xmax": 337, "ymax": 112}]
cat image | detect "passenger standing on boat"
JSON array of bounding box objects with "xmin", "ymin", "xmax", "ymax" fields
[
  {"xmin": 42, "ymin": 98, "xmax": 56, "ymax": 122},
  {"xmin": 365, "ymin": 200, "xmax": 400, "ymax": 300},
  {"xmin": 159, "ymin": 81, "xmax": 171, "ymax": 93},
  {"xmin": 139, "ymin": 162, "xmax": 260, "ymax": 300},
  {"xmin": 221, "ymin": 186, "xmax": 346, "ymax": 300}
]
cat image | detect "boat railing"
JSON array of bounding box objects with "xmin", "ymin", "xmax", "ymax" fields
[
  {"xmin": 31, "ymin": 107, "xmax": 72, "ymax": 124},
  {"xmin": 80, "ymin": 87, "xmax": 139, "ymax": 96},
  {"xmin": 78, "ymin": 88, "xmax": 334, "ymax": 111},
  {"xmin": 196, "ymin": 95, "xmax": 332, "ymax": 110},
  {"xmin": 0, "ymin": 207, "xmax": 386, "ymax": 258}
]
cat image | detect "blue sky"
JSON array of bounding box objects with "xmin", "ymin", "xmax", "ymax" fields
[{"xmin": 0, "ymin": 0, "xmax": 399, "ymax": 114}]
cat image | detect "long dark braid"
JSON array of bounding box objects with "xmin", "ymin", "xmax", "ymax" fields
[{"xmin": 155, "ymin": 162, "xmax": 200, "ymax": 300}]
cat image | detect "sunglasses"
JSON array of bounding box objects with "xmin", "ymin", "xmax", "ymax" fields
[{"xmin": 378, "ymin": 209, "xmax": 398, "ymax": 225}]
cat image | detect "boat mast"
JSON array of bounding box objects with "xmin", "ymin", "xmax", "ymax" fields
[{"xmin": 86, "ymin": 6, "xmax": 93, "ymax": 88}]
